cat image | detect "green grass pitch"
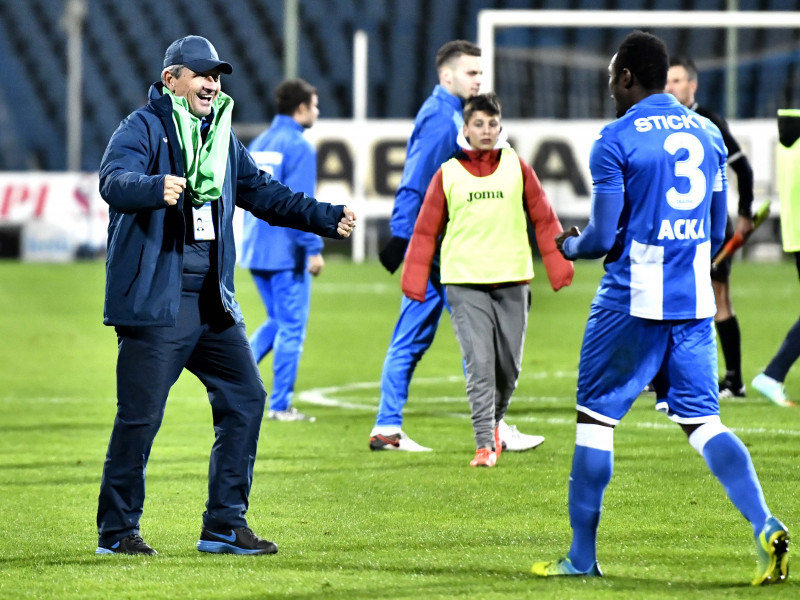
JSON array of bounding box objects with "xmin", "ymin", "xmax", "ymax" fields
[{"xmin": 1, "ymin": 258, "xmax": 798, "ymax": 599}]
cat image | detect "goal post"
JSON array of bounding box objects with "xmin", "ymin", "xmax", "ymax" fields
[
  {"xmin": 475, "ymin": 9, "xmax": 800, "ymax": 259},
  {"xmin": 478, "ymin": 9, "xmax": 800, "ymax": 119}
]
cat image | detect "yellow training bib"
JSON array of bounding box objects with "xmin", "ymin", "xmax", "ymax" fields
[{"xmin": 440, "ymin": 148, "xmax": 533, "ymax": 284}]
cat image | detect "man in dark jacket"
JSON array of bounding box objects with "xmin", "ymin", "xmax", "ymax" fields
[{"xmin": 95, "ymin": 35, "xmax": 356, "ymax": 557}]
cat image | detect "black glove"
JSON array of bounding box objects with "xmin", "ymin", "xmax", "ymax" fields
[{"xmin": 378, "ymin": 236, "xmax": 409, "ymax": 274}]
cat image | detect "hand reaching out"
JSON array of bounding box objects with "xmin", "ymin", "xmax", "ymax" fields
[
  {"xmin": 337, "ymin": 206, "xmax": 357, "ymax": 238},
  {"xmin": 555, "ymin": 226, "xmax": 580, "ymax": 259}
]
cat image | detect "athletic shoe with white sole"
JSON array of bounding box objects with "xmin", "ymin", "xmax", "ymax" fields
[
  {"xmin": 196, "ymin": 526, "xmax": 278, "ymax": 555},
  {"xmin": 752, "ymin": 373, "xmax": 796, "ymax": 407},
  {"xmin": 497, "ymin": 419, "xmax": 545, "ymax": 452},
  {"xmin": 752, "ymin": 516, "xmax": 790, "ymax": 585},
  {"xmin": 96, "ymin": 533, "xmax": 157, "ymax": 555},
  {"xmin": 368, "ymin": 429, "xmax": 432, "ymax": 452},
  {"xmin": 531, "ymin": 556, "xmax": 603, "ymax": 577},
  {"xmin": 268, "ymin": 407, "xmax": 316, "ymax": 422},
  {"xmin": 718, "ymin": 376, "xmax": 746, "ymax": 400}
]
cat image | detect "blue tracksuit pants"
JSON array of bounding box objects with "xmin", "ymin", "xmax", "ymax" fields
[
  {"xmin": 96, "ymin": 288, "xmax": 266, "ymax": 546},
  {"xmin": 249, "ymin": 268, "xmax": 311, "ymax": 412},
  {"xmin": 375, "ymin": 276, "xmax": 448, "ymax": 427}
]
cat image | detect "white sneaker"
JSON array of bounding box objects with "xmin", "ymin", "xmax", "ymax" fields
[
  {"xmin": 369, "ymin": 428, "xmax": 432, "ymax": 452},
  {"xmin": 751, "ymin": 373, "xmax": 796, "ymax": 407},
  {"xmin": 497, "ymin": 419, "xmax": 545, "ymax": 452},
  {"xmin": 268, "ymin": 407, "xmax": 316, "ymax": 422}
]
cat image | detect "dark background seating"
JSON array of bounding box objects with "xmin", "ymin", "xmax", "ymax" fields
[{"xmin": 1, "ymin": 0, "xmax": 799, "ymax": 170}]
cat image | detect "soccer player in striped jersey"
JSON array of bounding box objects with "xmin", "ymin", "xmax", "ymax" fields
[
  {"xmin": 531, "ymin": 31, "xmax": 789, "ymax": 585},
  {"xmin": 666, "ymin": 55, "xmax": 755, "ymax": 399}
]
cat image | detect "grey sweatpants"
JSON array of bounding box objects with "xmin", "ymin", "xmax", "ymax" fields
[{"xmin": 446, "ymin": 283, "xmax": 531, "ymax": 449}]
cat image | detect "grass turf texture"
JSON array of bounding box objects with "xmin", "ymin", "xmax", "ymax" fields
[{"xmin": 1, "ymin": 258, "xmax": 799, "ymax": 599}]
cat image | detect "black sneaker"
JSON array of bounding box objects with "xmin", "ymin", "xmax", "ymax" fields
[
  {"xmin": 96, "ymin": 534, "xmax": 157, "ymax": 555},
  {"xmin": 369, "ymin": 432, "xmax": 401, "ymax": 450},
  {"xmin": 368, "ymin": 430, "xmax": 431, "ymax": 451},
  {"xmin": 719, "ymin": 376, "xmax": 746, "ymax": 399},
  {"xmin": 196, "ymin": 526, "xmax": 278, "ymax": 555}
]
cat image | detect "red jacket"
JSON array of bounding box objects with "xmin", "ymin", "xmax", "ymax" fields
[{"xmin": 401, "ymin": 147, "xmax": 574, "ymax": 302}]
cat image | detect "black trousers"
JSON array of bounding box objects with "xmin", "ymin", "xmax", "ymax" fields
[
  {"xmin": 763, "ymin": 252, "xmax": 800, "ymax": 382},
  {"xmin": 96, "ymin": 288, "xmax": 266, "ymax": 546}
]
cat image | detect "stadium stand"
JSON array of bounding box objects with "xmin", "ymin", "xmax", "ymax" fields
[{"xmin": 1, "ymin": 0, "xmax": 800, "ymax": 170}]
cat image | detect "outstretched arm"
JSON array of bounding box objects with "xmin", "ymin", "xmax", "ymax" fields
[
  {"xmin": 557, "ymin": 191, "xmax": 623, "ymax": 260},
  {"xmin": 520, "ymin": 158, "xmax": 574, "ymax": 290}
]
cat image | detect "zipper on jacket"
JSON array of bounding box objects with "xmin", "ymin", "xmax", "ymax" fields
[{"xmin": 216, "ymin": 195, "xmax": 234, "ymax": 316}]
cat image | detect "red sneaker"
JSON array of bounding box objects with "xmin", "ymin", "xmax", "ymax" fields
[
  {"xmin": 494, "ymin": 426, "xmax": 502, "ymax": 459},
  {"xmin": 469, "ymin": 447, "xmax": 497, "ymax": 467}
]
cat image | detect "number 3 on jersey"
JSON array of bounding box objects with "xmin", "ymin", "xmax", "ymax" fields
[{"xmin": 663, "ymin": 132, "xmax": 707, "ymax": 211}]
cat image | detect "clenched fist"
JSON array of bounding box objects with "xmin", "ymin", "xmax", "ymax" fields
[
  {"xmin": 337, "ymin": 206, "xmax": 357, "ymax": 238},
  {"xmin": 164, "ymin": 175, "xmax": 186, "ymax": 206}
]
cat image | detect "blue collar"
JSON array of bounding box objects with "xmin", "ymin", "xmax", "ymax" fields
[
  {"xmin": 634, "ymin": 93, "xmax": 681, "ymax": 110},
  {"xmin": 432, "ymin": 84, "xmax": 464, "ymax": 111},
  {"xmin": 200, "ymin": 110, "xmax": 214, "ymax": 131},
  {"xmin": 270, "ymin": 113, "xmax": 305, "ymax": 132}
]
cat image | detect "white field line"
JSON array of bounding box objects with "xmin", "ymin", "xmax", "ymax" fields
[{"xmin": 297, "ymin": 373, "xmax": 800, "ymax": 438}]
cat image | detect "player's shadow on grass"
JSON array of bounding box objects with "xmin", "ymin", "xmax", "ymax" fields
[{"xmin": 1, "ymin": 421, "xmax": 109, "ymax": 433}]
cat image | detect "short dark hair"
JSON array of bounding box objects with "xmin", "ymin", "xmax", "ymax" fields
[
  {"xmin": 274, "ymin": 78, "xmax": 317, "ymax": 115},
  {"xmin": 669, "ymin": 55, "xmax": 698, "ymax": 82},
  {"xmin": 463, "ymin": 93, "xmax": 501, "ymax": 124},
  {"xmin": 435, "ymin": 40, "xmax": 481, "ymax": 71},
  {"xmin": 615, "ymin": 31, "xmax": 668, "ymax": 91}
]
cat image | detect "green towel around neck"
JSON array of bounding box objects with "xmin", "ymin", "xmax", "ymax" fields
[{"xmin": 166, "ymin": 88, "xmax": 234, "ymax": 206}]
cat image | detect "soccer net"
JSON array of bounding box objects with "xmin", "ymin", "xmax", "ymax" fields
[
  {"xmin": 475, "ymin": 9, "xmax": 800, "ymax": 259},
  {"xmin": 477, "ymin": 10, "xmax": 800, "ymax": 120}
]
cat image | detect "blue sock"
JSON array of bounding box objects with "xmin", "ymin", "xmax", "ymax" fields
[
  {"xmin": 566, "ymin": 425, "xmax": 614, "ymax": 572},
  {"xmin": 693, "ymin": 424, "xmax": 769, "ymax": 534}
]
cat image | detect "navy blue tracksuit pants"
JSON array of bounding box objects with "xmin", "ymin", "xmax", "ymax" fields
[{"xmin": 96, "ymin": 275, "xmax": 266, "ymax": 546}]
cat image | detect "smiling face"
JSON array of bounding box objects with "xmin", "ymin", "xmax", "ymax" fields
[
  {"xmin": 163, "ymin": 66, "xmax": 223, "ymax": 117},
  {"xmin": 463, "ymin": 109, "xmax": 501, "ymax": 150}
]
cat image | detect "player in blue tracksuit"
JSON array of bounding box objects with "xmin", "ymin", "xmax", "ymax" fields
[
  {"xmin": 240, "ymin": 79, "xmax": 322, "ymax": 422},
  {"xmin": 532, "ymin": 32, "xmax": 789, "ymax": 585},
  {"xmin": 371, "ymin": 41, "xmax": 544, "ymax": 453},
  {"xmin": 369, "ymin": 40, "xmax": 482, "ymax": 451}
]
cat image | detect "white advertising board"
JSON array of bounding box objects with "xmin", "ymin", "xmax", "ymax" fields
[
  {"xmin": 0, "ymin": 172, "xmax": 108, "ymax": 261},
  {"xmin": 302, "ymin": 118, "xmax": 779, "ymax": 219},
  {"xmin": 0, "ymin": 119, "xmax": 781, "ymax": 261}
]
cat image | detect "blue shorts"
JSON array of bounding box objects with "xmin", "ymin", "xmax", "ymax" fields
[{"xmin": 576, "ymin": 305, "xmax": 719, "ymax": 425}]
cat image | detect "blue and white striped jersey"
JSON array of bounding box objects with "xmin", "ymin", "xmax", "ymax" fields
[{"xmin": 590, "ymin": 93, "xmax": 728, "ymax": 320}]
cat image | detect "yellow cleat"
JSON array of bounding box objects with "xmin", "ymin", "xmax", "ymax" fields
[
  {"xmin": 752, "ymin": 516, "xmax": 790, "ymax": 585},
  {"xmin": 531, "ymin": 557, "xmax": 603, "ymax": 577}
]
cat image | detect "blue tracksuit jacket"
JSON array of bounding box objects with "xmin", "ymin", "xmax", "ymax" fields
[
  {"xmin": 240, "ymin": 114, "xmax": 323, "ymax": 270},
  {"xmin": 376, "ymin": 84, "xmax": 464, "ymax": 428},
  {"xmin": 389, "ymin": 84, "xmax": 464, "ymax": 239}
]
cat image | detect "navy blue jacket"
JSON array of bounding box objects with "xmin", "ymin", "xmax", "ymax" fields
[{"xmin": 99, "ymin": 83, "xmax": 345, "ymax": 326}]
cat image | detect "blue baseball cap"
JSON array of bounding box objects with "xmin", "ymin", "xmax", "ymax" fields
[{"xmin": 163, "ymin": 36, "xmax": 233, "ymax": 74}]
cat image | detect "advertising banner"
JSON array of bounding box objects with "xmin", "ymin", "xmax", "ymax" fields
[{"xmin": 0, "ymin": 119, "xmax": 780, "ymax": 261}]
